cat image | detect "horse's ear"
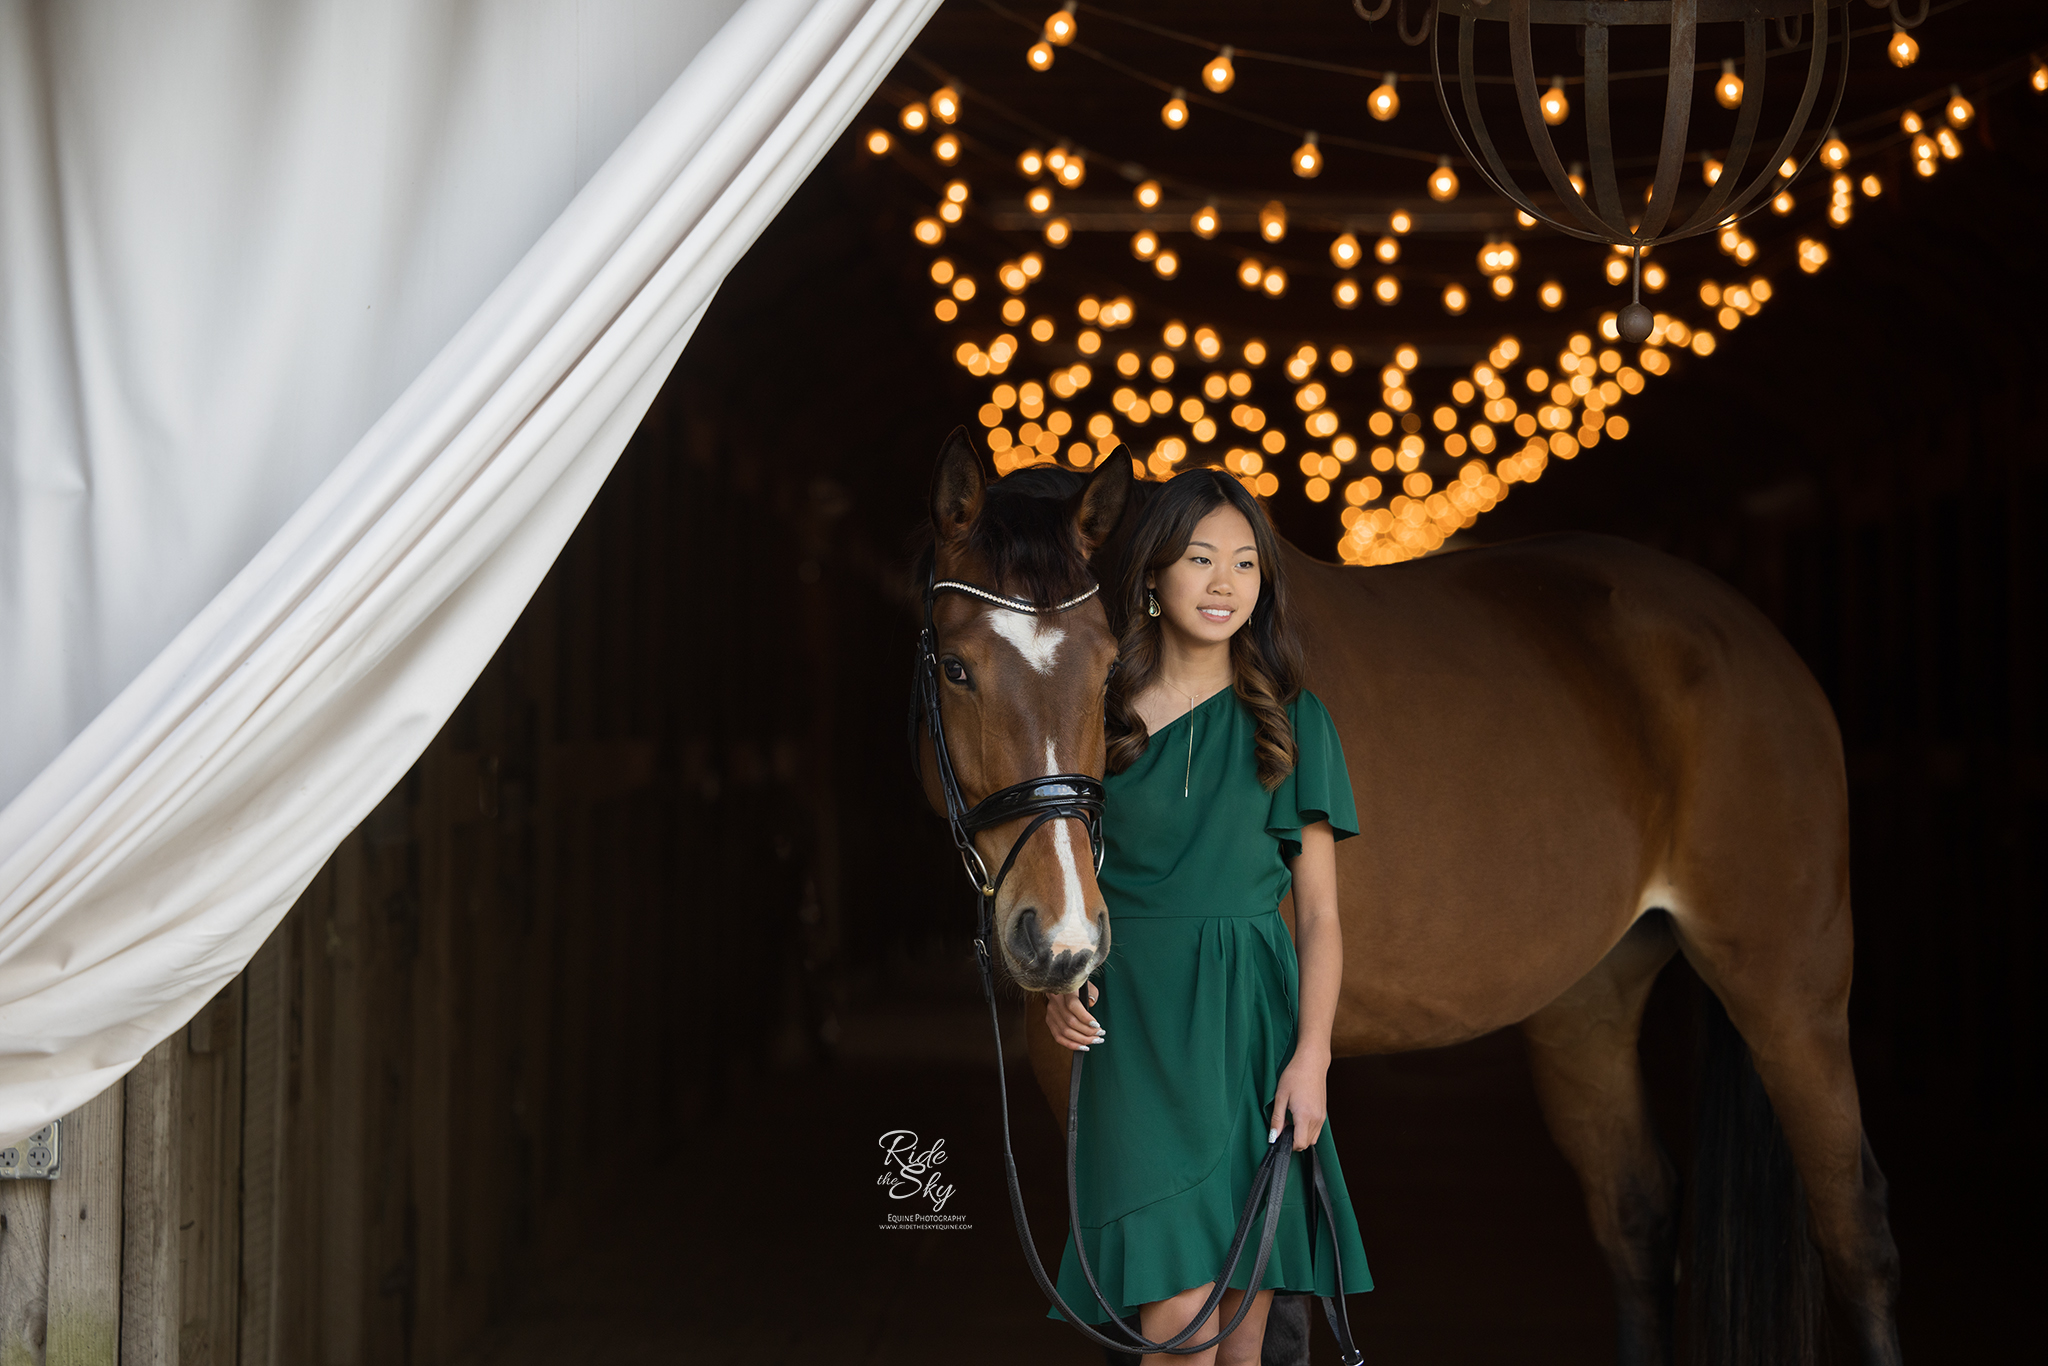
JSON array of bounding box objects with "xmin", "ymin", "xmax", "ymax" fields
[
  {"xmin": 1072, "ymin": 444, "xmax": 1134, "ymax": 555},
  {"xmin": 930, "ymin": 425, "xmax": 991, "ymax": 544}
]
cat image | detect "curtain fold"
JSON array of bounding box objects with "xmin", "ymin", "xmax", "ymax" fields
[{"xmin": 0, "ymin": 0, "xmax": 938, "ymax": 1143}]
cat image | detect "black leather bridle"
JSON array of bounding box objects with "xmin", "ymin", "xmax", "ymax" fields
[{"xmin": 910, "ymin": 569, "xmax": 1365, "ymax": 1363}]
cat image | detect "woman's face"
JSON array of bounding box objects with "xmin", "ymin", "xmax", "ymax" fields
[{"xmin": 1148, "ymin": 503, "xmax": 1261, "ymax": 649}]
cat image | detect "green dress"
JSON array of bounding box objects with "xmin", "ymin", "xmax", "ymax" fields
[{"xmin": 1047, "ymin": 688, "xmax": 1374, "ymax": 1326}]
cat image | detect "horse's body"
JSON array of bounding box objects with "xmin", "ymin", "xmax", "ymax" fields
[{"xmin": 916, "ymin": 436, "xmax": 1898, "ymax": 1365}]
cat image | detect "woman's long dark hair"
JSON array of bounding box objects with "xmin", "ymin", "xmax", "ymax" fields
[{"xmin": 1103, "ymin": 469, "xmax": 1305, "ymax": 790}]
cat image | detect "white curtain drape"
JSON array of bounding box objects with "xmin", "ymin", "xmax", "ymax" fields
[{"xmin": 0, "ymin": 0, "xmax": 937, "ymax": 1143}]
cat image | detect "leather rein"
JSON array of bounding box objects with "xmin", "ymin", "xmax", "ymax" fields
[{"xmin": 910, "ymin": 571, "xmax": 1365, "ymax": 1363}]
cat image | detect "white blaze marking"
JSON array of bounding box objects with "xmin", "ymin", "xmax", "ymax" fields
[
  {"xmin": 1044, "ymin": 735, "xmax": 1094, "ymax": 953},
  {"xmin": 989, "ymin": 611, "xmax": 1066, "ymax": 675}
]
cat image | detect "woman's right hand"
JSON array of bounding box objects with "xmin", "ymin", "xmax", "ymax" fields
[{"xmin": 1046, "ymin": 982, "xmax": 1106, "ymax": 1051}]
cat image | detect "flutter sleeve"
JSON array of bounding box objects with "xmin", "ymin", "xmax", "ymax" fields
[{"xmin": 1265, "ymin": 689, "xmax": 1360, "ymax": 860}]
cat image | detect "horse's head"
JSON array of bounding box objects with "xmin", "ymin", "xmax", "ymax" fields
[{"xmin": 914, "ymin": 429, "xmax": 1132, "ymax": 993}]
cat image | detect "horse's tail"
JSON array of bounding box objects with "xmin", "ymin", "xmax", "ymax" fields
[{"xmin": 1688, "ymin": 988, "xmax": 1826, "ymax": 1365}]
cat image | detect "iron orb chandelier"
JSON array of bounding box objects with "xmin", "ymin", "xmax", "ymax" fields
[{"xmin": 1427, "ymin": 0, "xmax": 1852, "ymax": 341}]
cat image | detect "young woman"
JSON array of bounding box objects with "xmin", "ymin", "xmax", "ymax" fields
[{"xmin": 1043, "ymin": 468, "xmax": 1373, "ymax": 1366}]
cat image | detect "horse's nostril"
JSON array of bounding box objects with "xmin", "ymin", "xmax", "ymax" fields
[{"xmin": 1008, "ymin": 910, "xmax": 1041, "ymax": 960}]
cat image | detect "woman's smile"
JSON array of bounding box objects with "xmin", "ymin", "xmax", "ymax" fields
[{"xmin": 1198, "ymin": 605, "xmax": 1235, "ymax": 623}]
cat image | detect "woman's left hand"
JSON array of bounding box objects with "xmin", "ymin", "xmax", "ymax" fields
[{"xmin": 1268, "ymin": 1053, "xmax": 1330, "ymax": 1151}]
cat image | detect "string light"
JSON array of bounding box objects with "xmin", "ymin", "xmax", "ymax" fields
[
  {"xmin": 1155, "ymin": 248, "xmax": 1180, "ymax": 279},
  {"xmin": 1018, "ymin": 148, "xmax": 1044, "ymax": 178},
  {"xmin": 914, "ymin": 216, "xmax": 944, "ymax": 245},
  {"xmin": 1259, "ymin": 200, "xmax": 1288, "ymax": 242},
  {"xmin": 1797, "ymin": 237, "xmax": 1829, "ymax": 273},
  {"xmin": 1935, "ymin": 125, "xmax": 1963, "ymax": 160},
  {"xmin": 1889, "ymin": 27, "xmax": 1918, "ymax": 69},
  {"xmin": 1491, "ymin": 274, "xmax": 1515, "ymax": 298},
  {"xmin": 931, "ymin": 87, "xmax": 960, "ymax": 124},
  {"xmin": 1539, "ymin": 280, "xmax": 1564, "ymax": 310},
  {"xmin": 1203, "ymin": 46, "xmax": 1235, "ymax": 93},
  {"xmin": 1043, "ymin": 3, "xmax": 1076, "ymax": 45},
  {"xmin": 1130, "ymin": 229, "xmax": 1160, "ymax": 261},
  {"xmin": 1334, "ymin": 277, "xmax": 1361, "ymax": 308},
  {"xmin": 1262, "ymin": 266, "xmax": 1288, "ymax": 297},
  {"xmin": 1238, "ymin": 257, "xmax": 1265, "ymax": 289},
  {"xmin": 1901, "ymin": 109, "xmax": 1923, "ymax": 134},
  {"xmin": 1820, "ymin": 135, "xmax": 1849, "ymax": 169},
  {"xmin": 864, "ymin": 129, "xmax": 891, "ymax": 156},
  {"xmin": 1044, "ymin": 216, "xmax": 1072, "ymax": 247},
  {"xmin": 1293, "ymin": 132, "xmax": 1323, "ymax": 179},
  {"xmin": 1162, "ymin": 88, "xmax": 1190, "ymax": 129},
  {"xmin": 1369, "ymin": 73, "xmax": 1400, "ymax": 121},
  {"xmin": 1477, "ymin": 239, "xmax": 1518, "ymax": 275},
  {"xmin": 1330, "ymin": 233, "xmax": 1362, "ymax": 268},
  {"xmin": 1366, "ymin": 235, "xmax": 1395, "ymax": 265},
  {"xmin": 1054, "ymin": 150, "xmax": 1086, "ymax": 187},
  {"xmin": 1134, "ymin": 179, "xmax": 1162, "ymax": 209},
  {"xmin": 1027, "ymin": 185, "xmax": 1054, "ymax": 214},
  {"xmin": 934, "ymin": 132, "xmax": 960, "ymax": 164},
  {"xmin": 900, "ymin": 102, "xmax": 928, "ymax": 132},
  {"xmin": 1912, "ymin": 130, "xmax": 1939, "ymax": 175},
  {"xmin": 1541, "ymin": 76, "xmax": 1570, "ymax": 126},
  {"xmin": 1716, "ymin": 60, "xmax": 1744, "ymax": 110},
  {"xmin": 1442, "ymin": 282, "xmax": 1469, "ymax": 315},
  {"xmin": 2034, "ymin": 57, "xmax": 2048, "ymax": 93},
  {"xmin": 1946, "ymin": 86, "xmax": 1975, "ymax": 127},
  {"xmin": 1389, "ymin": 208, "xmax": 1413, "ymax": 234},
  {"xmin": 1429, "ymin": 158, "xmax": 1459, "ymax": 201},
  {"xmin": 1028, "ymin": 40, "xmax": 1054, "ymax": 72},
  {"xmin": 1374, "ymin": 274, "xmax": 1401, "ymax": 305},
  {"xmin": 1191, "ymin": 203, "xmax": 1221, "ymax": 238},
  {"xmin": 1643, "ymin": 262, "xmax": 1667, "ymax": 292}
]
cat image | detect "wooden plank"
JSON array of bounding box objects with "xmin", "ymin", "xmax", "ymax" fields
[
  {"xmin": 409, "ymin": 747, "xmax": 453, "ymax": 1365},
  {"xmin": 121, "ymin": 1037, "xmax": 181, "ymax": 1366},
  {"xmin": 320, "ymin": 840, "xmax": 366, "ymax": 1366},
  {"xmin": 0, "ymin": 1177, "xmax": 50, "ymax": 1366},
  {"xmin": 46, "ymin": 1085, "xmax": 123, "ymax": 1366},
  {"xmin": 238, "ymin": 928, "xmax": 291, "ymax": 1366},
  {"xmin": 179, "ymin": 983, "xmax": 242, "ymax": 1366}
]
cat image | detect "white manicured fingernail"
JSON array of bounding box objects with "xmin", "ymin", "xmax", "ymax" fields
[
  {"xmin": 1078, "ymin": 1044, "xmax": 1089, "ymax": 1051},
  {"xmin": 1268, "ymin": 1127, "xmax": 1279, "ymax": 1144}
]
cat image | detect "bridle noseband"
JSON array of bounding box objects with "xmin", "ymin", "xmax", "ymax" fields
[{"xmin": 910, "ymin": 574, "xmax": 1107, "ymax": 914}]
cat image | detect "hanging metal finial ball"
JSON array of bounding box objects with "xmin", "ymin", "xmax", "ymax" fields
[{"xmin": 1618, "ymin": 301, "xmax": 1655, "ymax": 344}]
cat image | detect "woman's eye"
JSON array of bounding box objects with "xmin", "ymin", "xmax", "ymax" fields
[
  {"xmin": 942, "ymin": 659, "xmax": 970, "ymax": 686},
  {"xmin": 1191, "ymin": 555, "xmax": 1210, "ymax": 565}
]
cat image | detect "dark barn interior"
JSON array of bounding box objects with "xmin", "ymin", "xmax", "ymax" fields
[{"xmin": 97, "ymin": 4, "xmax": 2046, "ymax": 1363}]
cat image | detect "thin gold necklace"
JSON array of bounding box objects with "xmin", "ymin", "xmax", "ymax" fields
[{"xmin": 1165, "ymin": 679, "xmax": 1219, "ymax": 797}]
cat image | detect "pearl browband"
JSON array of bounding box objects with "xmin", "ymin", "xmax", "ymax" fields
[{"xmin": 930, "ymin": 579, "xmax": 1101, "ymax": 614}]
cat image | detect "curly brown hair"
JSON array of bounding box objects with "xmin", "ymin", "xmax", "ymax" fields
[{"xmin": 1102, "ymin": 469, "xmax": 1305, "ymax": 790}]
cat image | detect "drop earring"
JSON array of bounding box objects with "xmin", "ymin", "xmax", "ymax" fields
[{"xmin": 1147, "ymin": 591, "xmax": 1160, "ymax": 617}]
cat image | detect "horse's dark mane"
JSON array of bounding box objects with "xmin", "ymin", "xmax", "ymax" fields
[{"xmin": 914, "ymin": 465, "xmax": 1099, "ymax": 608}]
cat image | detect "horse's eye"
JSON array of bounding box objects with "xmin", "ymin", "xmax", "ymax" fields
[{"xmin": 942, "ymin": 658, "xmax": 970, "ymax": 686}]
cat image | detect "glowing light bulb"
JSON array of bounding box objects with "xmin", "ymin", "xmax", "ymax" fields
[
  {"xmin": 1373, "ymin": 235, "xmax": 1400, "ymax": 265},
  {"xmin": 1779, "ymin": 156, "xmax": 1799, "ymax": 180},
  {"xmin": 1043, "ymin": 3, "xmax": 1075, "ymax": 45},
  {"xmin": 1134, "ymin": 179, "xmax": 1162, "ymax": 210},
  {"xmin": 1330, "ymin": 233, "xmax": 1362, "ymax": 268},
  {"xmin": 1702, "ymin": 158, "xmax": 1724, "ymax": 186},
  {"xmin": 1442, "ymin": 283, "xmax": 1469, "ymax": 315},
  {"xmin": 1191, "ymin": 203, "xmax": 1220, "ymax": 239},
  {"xmin": 900, "ymin": 102, "xmax": 928, "ymax": 133},
  {"xmin": 1946, "ymin": 86, "xmax": 1975, "ymax": 127},
  {"xmin": 1259, "ymin": 200, "xmax": 1288, "ymax": 242},
  {"xmin": 1369, "ymin": 74, "xmax": 1400, "ymax": 122},
  {"xmin": 914, "ymin": 217, "xmax": 944, "ymax": 245},
  {"xmin": 1130, "ymin": 230, "xmax": 1159, "ymax": 262},
  {"xmin": 1238, "ymin": 257, "xmax": 1264, "ymax": 290},
  {"xmin": 2034, "ymin": 58, "xmax": 2048, "ymax": 93},
  {"xmin": 1429, "ymin": 158, "xmax": 1459, "ymax": 202},
  {"xmin": 1027, "ymin": 185, "xmax": 1054, "ymax": 215},
  {"xmin": 1334, "ymin": 277, "xmax": 1360, "ymax": 309},
  {"xmin": 1539, "ymin": 280, "xmax": 1564, "ymax": 311},
  {"xmin": 1203, "ymin": 46, "xmax": 1235, "ymax": 93},
  {"xmin": 1935, "ymin": 126, "xmax": 1962, "ymax": 160},
  {"xmin": 1860, "ymin": 174, "xmax": 1883, "ymax": 197},
  {"xmin": 1018, "ymin": 148, "xmax": 1044, "ymax": 178},
  {"xmin": 1716, "ymin": 60, "xmax": 1743, "ymax": 110},
  {"xmin": 1293, "ymin": 133, "xmax": 1323, "ymax": 179},
  {"xmin": 1491, "ymin": 274, "xmax": 1515, "ymax": 299},
  {"xmin": 1155, "ymin": 249, "xmax": 1180, "ymax": 279},
  {"xmin": 1261, "ymin": 267, "xmax": 1288, "ymax": 297},
  {"xmin": 1643, "ymin": 262, "xmax": 1667, "ymax": 292},
  {"xmin": 1389, "ymin": 208, "xmax": 1413, "ymax": 234},
  {"xmin": 864, "ymin": 129, "xmax": 892, "ymax": 156},
  {"xmin": 1374, "ymin": 275, "xmax": 1400, "ymax": 305},
  {"xmin": 1027, "ymin": 41, "xmax": 1054, "ymax": 72},
  {"xmin": 1772, "ymin": 191, "xmax": 1793, "ymax": 215},
  {"xmin": 1162, "ymin": 89, "xmax": 1190, "ymax": 129},
  {"xmin": 1820, "ymin": 135, "xmax": 1849, "ymax": 169},
  {"xmin": 931, "ymin": 87, "xmax": 960, "ymax": 124},
  {"xmin": 933, "ymin": 133, "xmax": 960, "ymax": 164},
  {"xmin": 1901, "ymin": 110, "xmax": 1923, "ymax": 134},
  {"xmin": 1541, "ymin": 76, "xmax": 1570, "ymax": 126},
  {"xmin": 1888, "ymin": 27, "xmax": 1918, "ymax": 68},
  {"xmin": 1042, "ymin": 213, "xmax": 1070, "ymax": 245}
]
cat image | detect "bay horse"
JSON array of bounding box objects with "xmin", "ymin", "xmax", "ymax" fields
[{"xmin": 913, "ymin": 429, "xmax": 1900, "ymax": 1366}]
